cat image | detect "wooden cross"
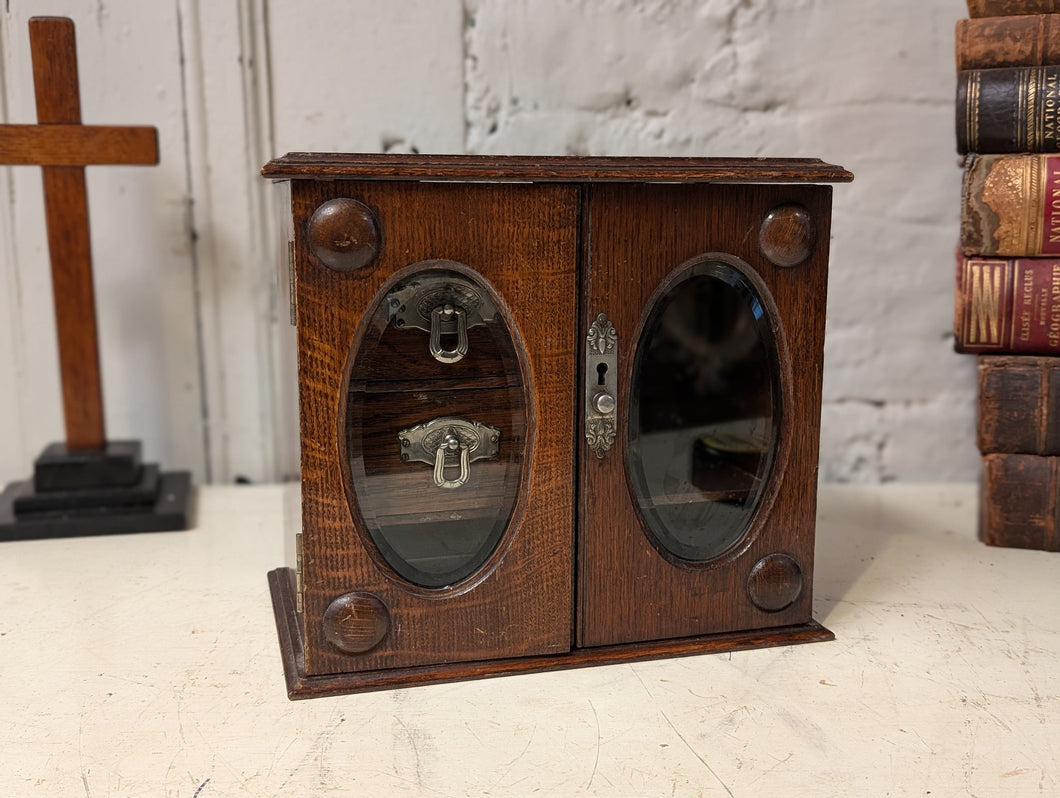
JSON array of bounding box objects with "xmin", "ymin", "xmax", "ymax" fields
[{"xmin": 0, "ymin": 16, "xmax": 158, "ymax": 451}]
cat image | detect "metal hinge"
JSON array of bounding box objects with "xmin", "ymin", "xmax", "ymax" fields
[{"xmin": 295, "ymin": 532, "xmax": 304, "ymax": 614}]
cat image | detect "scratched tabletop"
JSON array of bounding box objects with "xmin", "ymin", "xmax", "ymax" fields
[{"xmin": 0, "ymin": 483, "xmax": 1056, "ymax": 797}]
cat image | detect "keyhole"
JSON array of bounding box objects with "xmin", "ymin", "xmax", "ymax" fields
[{"xmin": 596, "ymin": 362, "xmax": 608, "ymax": 386}]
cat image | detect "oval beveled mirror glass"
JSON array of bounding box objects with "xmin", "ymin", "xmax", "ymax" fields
[
  {"xmin": 628, "ymin": 257, "xmax": 781, "ymax": 562},
  {"xmin": 345, "ymin": 263, "xmax": 527, "ymax": 589}
]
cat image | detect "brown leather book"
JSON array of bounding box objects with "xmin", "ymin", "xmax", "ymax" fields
[
  {"xmin": 980, "ymin": 453, "xmax": 1060, "ymax": 551},
  {"xmin": 954, "ymin": 253, "xmax": 1060, "ymax": 353},
  {"xmin": 978, "ymin": 356, "xmax": 1060, "ymax": 452},
  {"xmin": 961, "ymin": 154, "xmax": 1060, "ymax": 256},
  {"xmin": 957, "ymin": 66, "xmax": 1060, "ymax": 154},
  {"xmin": 957, "ymin": 15, "xmax": 1060, "ymax": 70},
  {"xmin": 968, "ymin": 0, "xmax": 1060, "ymax": 16}
]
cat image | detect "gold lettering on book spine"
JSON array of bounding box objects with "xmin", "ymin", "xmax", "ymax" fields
[
  {"xmin": 982, "ymin": 156, "xmax": 1042, "ymax": 255},
  {"xmin": 1021, "ymin": 67, "xmax": 1038, "ymax": 151},
  {"xmin": 966, "ymin": 71, "xmax": 980, "ymax": 152},
  {"xmin": 966, "ymin": 260, "xmax": 1004, "ymax": 346},
  {"xmin": 1045, "ymin": 69, "xmax": 1060, "ymax": 145},
  {"xmin": 1022, "ymin": 67, "xmax": 1035, "ymax": 151},
  {"xmin": 1028, "ymin": 156, "xmax": 1043, "ymax": 253}
]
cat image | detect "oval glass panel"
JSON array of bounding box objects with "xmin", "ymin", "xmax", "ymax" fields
[
  {"xmin": 628, "ymin": 258, "xmax": 780, "ymax": 562},
  {"xmin": 346, "ymin": 263, "xmax": 527, "ymax": 589}
]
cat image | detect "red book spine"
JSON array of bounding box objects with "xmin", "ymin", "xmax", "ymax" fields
[
  {"xmin": 960, "ymin": 154, "xmax": 1060, "ymax": 257},
  {"xmin": 954, "ymin": 252, "xmax": 1060, "ymax": 353}
]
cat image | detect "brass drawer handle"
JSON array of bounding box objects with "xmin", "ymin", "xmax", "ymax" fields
[
  {"xmin": 432, "ymin": 432, "xmax": 471, "ymax": 489},
  {"xmin": 428, "ymin": 304, "xmax": 469, "ymax": 364},
  {"xmin": 386, "ymin": 269, "xmax": 497, "ymax": 364},
  {"xmin": 398, "ymin": 417, "xmax": 501, "ymax": 489}
]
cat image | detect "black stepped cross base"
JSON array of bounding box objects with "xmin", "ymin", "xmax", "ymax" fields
[{"xmin": 0, "ymin": 440, "xmax": 192, "ymax": 541}]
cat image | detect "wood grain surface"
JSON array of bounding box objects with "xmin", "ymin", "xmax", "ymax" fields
[
  {"xmin": 29, "ymin": 17, "xmax": 106, "ymax": 451},
  {"xmin": 578, "ymin": 182, "xmax": 832, "ymax": 647},
  {"xmin": 0, "ymin": 124, "xmax": 158, "ymax": 166},
  {"xmin": 294, "ymin": 179, "xmax": 579, "ymax": 676},
  {"xmin": 269, "ymin": 567, "xmax": 832, "ymax": 698},
  {"xmin": 264, "ymin": 152, "xmax": 853, "ymax": 183},
  {"xmin": 5, "ymin": 18, "xmax": 159, "ymax": 451},
  {"xmin": 284, "ymin": 155, "xmax": 843, "ymax": 689}
]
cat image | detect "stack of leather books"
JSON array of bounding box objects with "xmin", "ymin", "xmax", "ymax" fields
[{"xmin": 955, "ymin": 0, "xmax": 1060, "ymax": 551}]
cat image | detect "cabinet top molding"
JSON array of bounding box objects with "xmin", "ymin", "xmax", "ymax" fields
[{"xmin": 262, "ymin": 153, "xmax": 853, "ymax": 184}]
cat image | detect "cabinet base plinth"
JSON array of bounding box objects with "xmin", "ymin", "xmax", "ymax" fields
[{"xmin": 267, "ymin": 567, "xmax": 834, "ymax": 700}]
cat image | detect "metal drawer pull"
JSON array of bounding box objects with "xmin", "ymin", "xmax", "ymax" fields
[
  {"xmin": 386, "ymin": 268, "xmax": 498, "ymax": 364},
  {"xmin": 398, "ymin": 417, "xmax": 501, "ymax": 489},
  {"xmin": 429, "ymin": 304, "xmax": 468, "ymax": 364},
  {"xmin": 433, "ymin": 432, "xmax": 472, "ymax": 489}
]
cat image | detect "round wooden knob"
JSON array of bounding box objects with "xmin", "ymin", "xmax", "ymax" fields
[
  {"xmin": 747, "ymin": 554, "xmax": 803, "ymax": 612},
  {"xmin": 759, "ymin": 204, "xmax": 815, "ymax": 267},
  {"xmin": 307, "ymin": 198, "xmax": 380, "ymax": 272},
  {"xmin": 323, "ymin": 591, "xmax": 391, "ymax": 654}
]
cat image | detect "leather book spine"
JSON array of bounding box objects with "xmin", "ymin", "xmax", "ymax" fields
[
  {"xmin": 956, "ymin": 15, "xmax": 1060, "ymax": 70},
  {"xmin": 957, "ymin": 66, "xmax": 1060, "ymax": 154},
  {"xmin": 954, "ymin": 252, "xmax": 1060, "ymax": 352},
  {"xmin": 980, "ymin": 453, "xmax": 1060, "ymax": 551},
  {"xmin": 961, "ymin": 153, "xmax": 1060, "ymax": 256},
  {"xmin": 968, "ymin": 0, "xmax": 1060, "ymax": 17},
  {"xmin": 978, "ymin": 355, "xmax": 1060, "ymax": 452}
]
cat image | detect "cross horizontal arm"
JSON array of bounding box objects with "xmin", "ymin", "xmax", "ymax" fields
[{"xmin": 0, "ymin": 124, "xmax": 158, "ymax": 166}]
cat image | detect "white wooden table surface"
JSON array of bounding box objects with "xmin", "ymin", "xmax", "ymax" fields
[{"xmin": 1, "ymin": 483, "xmax": 1056, "ymax": 797}]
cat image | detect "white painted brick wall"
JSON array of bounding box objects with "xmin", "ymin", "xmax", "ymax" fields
[
  {"xmin": 0, "ymin": 0, "xmax": 974, "ymax": 484},
  {"xmin": 466, "ymin": 0, "xmax": 974, "ymax": 482}
]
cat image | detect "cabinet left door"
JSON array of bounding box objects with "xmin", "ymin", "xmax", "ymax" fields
[{"xmin": 292, "ymin": 180, "xmax": 579, "ymax": 677}]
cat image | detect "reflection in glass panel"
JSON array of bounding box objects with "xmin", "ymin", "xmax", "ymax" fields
[
  {"xmin": 628, "ymin": 258, "xmax": 779, "ymax": 562},
  {"xmin": 346, "ymin": 265, "xmax": 526, "ymax": 588}
]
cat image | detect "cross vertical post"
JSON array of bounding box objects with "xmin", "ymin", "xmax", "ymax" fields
[
  {"xmin": 0, "ymin": 16, "xmax": 160, "ymax": 450},
  {"xmin": 0, "ymin": 16, "xmax": 189, "ymax": 540},
  {"xmin": 31, "ymin": 17, "xmax": 105, "ymax": 450}
]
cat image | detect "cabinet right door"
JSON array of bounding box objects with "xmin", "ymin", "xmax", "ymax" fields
[{"xmin": 577, "ymin": 182, "xmax": 832, "ymax": 648}]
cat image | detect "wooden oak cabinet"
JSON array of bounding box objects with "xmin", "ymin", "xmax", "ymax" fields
[{"xmin": 264, "ymin": 154, "xmax": 851, "ymax": 698}]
